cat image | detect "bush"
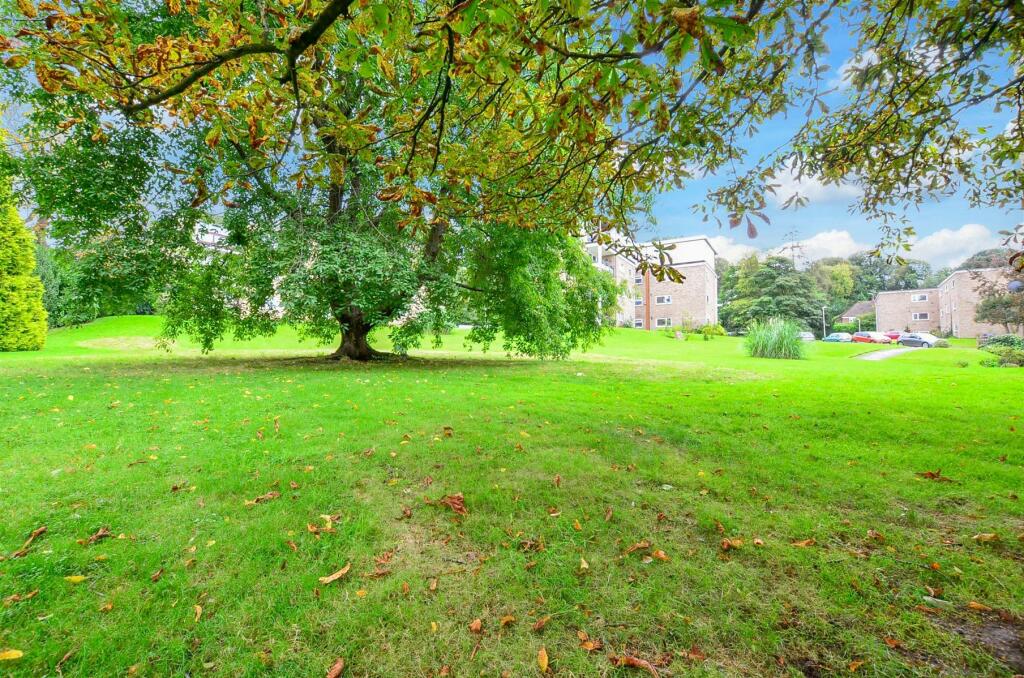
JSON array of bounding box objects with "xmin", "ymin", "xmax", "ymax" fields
[
  {"xmin": 699, "ymin": 323, "xmax": 727, "ymax": 339},
  {"xmin": 979, "ymin": 345, "xmax": 1024, "ymax": 367},
  {"xmin": 933, "ymin": 339, "xmax": 950, "ymax": 348},
  {"xmin": 0, "ymin": 175, "xmax": 46, "ymax": 351},
  {"xmin": 832, "ymin": 321, "xmax": 858, "ymax": 334},
  {"xmin": 982, "ymin": 334, "xmax": 1024, "ymax": 351},
  {"xmin": 744, "ymin": 317, "xmax": 805, "ymax": 359}
]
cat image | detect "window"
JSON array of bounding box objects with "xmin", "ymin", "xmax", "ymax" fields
[
  {"xmin": 634, "ymin": 275, "xmax": 643, "ymax": 285},
  {"xmin": 656, "ymin": 318, "xmax": 672, "ymax": 328},
  {"xmin": 655, "ymin": 295, "xmax": 672, "ymax": 305},
  {"xmin": 911, "ymin": 293, "xmax": 929, "ymax": 302},
  {"xmin": 634, "ymin": 297, "xmax": 643, "ymax": 306},
  {"xmin": 912, "ymin": 312, "xmax": 929, "ymax": 321},
  {"xmin": 633, "ymin": 319, "xmax": 644, "ymax": 328}
]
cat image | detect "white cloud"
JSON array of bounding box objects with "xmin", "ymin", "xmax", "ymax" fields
[
  {"xmin": 776, "ymin": 229, "xmax": 870, "ymax": 261},
  {"xmin": 829, "ymin": 49, "xmax": 880, "ymax": 89},
  {"xmin": 706, "ymin": 235, "xmax": 759, "ymax": 262},
  {"xmin": 909, "ymin": 223, "xmax": 999, "ymax": 268},
  {"xmin": 772, "ymin": 166, "xmax": 861, "ymax": 207}
]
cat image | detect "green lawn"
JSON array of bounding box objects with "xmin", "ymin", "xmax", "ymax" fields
[{"xmin": 1, "ymin": 317, "xmax": 1022, "ymax": 676}]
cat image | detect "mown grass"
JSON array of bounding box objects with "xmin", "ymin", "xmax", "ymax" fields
[{"xmin": 1, "ymin": 317, "xmax": 1022, "ymax": 677}]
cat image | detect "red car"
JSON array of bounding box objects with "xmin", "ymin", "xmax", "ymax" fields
[
  {"xmin": 852, "ymin": 331, "xmax": 892, "ymax": 344},
  {"xmin": 883, "ymin": 330, "xmax": 902, "ymax": 342}
]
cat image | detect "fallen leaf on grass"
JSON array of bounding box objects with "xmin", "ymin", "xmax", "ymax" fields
[
  {"xmin": 967, "ymin": 601, "xmax": 993, "ymax": 612},
  {"xmin": 537, "ymin": 646, "xmax": 549, "ymax": 673},
  {"xmin": 0, "ymin": 650, "xmax": 24, "ymax": 661},
  {"xmin": 64, "ymin": 575, "xmax": 87, "ymax": 584},
  {"xmin": 883, "ymin": 637, "xmax": 902, "ymax": 649},
  {"xmin": 318, "ymin": 563, "xmax": 351, "ymax": 585},
  {"xmin": 849, "ymin": 659, "xmax": 864, "ymax": 671},
  {"xmin": 194, "ymin": 604, "xmax": 203, "ymax": 622},
  {"xmin": 972, "ymin": 533, "xmax": 999, "ymax": 543},
  {"xmin": 500, "ymin": 615, "xmax": 515, "ymax": 627},
  {"xmin": 82, "ymin": 526, "xmax": 112, "ymax": 545},
  {"xmin": 651, "ymin": 549, "xmax": 670, "ymax": 561},
  {"xmin": 916, "ymin": 469, "xmax": 953, "ymax": 482},
  {"xmin": 436, "ymin": 493, "xmax": 468, "ymax": 516},
  {"xmin": 790, "ymin": 539, "xmax": 816, "ymax": 547},
  {"xmin": 326, "ymin": 657, "xmax": 345, "ymax": 678},
  {"xmin": 624, "ymin": 540, "xmax": 651, "ymax": 555},
  {"xmin": 609, "ymin": 654, "xmax": 659, "ymax": 677},
  {"xmin": 245, "ymin": 491, "xmax": 281, "ymax": 506},
  {"xmin": 11, "ymin": 525, "xmax": 46, "ymax": 558},
  {"xmin": 3, "ymin": 590, "xmax": 38, "ymax": 607},
  {"xmin": 532, "ymin": 615, "xmax": 551, "ymax": 631},
  {"xmin": 150, "ymin": 568, "xmax": 164, "ymax": 582},
  {"xmin": 286, "ymin": 540, "xmax": 298, "ymax": 552},
  {"xmin": 577, "ymin": 631, "xmax": 603, "ymax": 652},
  {"xmin": 362, "ymin": 568, "xmax": 390, "ymax": 579},
  {"xmin": 680, "ymin": 646, "xmax": 706, "ymax": 661},
  {"xmin": 468, "ymin": 618, "xmax": 483, "ymax": 633},
  {"xmin": 100, "ymin": 601, "xmax": 113, "ymax": 612}
]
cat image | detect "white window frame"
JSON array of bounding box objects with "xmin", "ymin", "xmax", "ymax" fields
[
  {"xmin": 655, "ymin": 317, "xmax": 672, "ymax": 328},
  {"xmin": 634, "ymin": 297, "xmax": 643, "ymax": 306},
  {"xmin": 633, "ymin": 275, "xmax": 643, "ymax": 285},
  {"xmin": 633, "ymin": 319, "xmax": 644, "ymax": 328},
  {"xmin": 912, "ymin": 312, "xmax": 929, "ymax": 321},
  {"xmin": 655, "ymin": 295, "xmax": 672, "ymax": 305},
  {"xmin": 911, "ymin": 293, "xmax": 929, "ymax": 302}
]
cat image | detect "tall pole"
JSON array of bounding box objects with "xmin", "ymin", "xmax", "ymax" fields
[{"xmin": 821, "ymin": 306, "xmax": 827, "ymax": 337}]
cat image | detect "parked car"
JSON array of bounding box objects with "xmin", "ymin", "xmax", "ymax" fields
[
  {"xmin": 823, "ymin": 332, "xmax": 853, "ymax": 343},
  {"xmin": 853, "ymin": 331, "xmax": 892, "ymax": 344},
  {"xmin": 897, "ymin": 332, "xmax": 941, "ymax": 348},
  {"xmin": 883, "ymin": 330, "xmax": 903, "ymax": 342},
  {"xmin": 797, "ymin": 332, "xmax": 816, "ymax": 342}
]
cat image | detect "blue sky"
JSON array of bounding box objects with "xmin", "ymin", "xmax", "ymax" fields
[{"xmin": 639, "ymin": 14, "xmax": 1023, "ymax": 269}]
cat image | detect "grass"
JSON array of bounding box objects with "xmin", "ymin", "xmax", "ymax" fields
[{"xmin": 1, "ymin": 316, "xmax": 1022, "ymax": 677}]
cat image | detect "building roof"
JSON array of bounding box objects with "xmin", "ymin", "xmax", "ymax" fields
[{"xmin": 839, "ymin": 300, "xmax": 874, "ymax": 318}]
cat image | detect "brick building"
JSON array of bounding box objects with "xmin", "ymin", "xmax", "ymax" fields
[
  {"xmin": 874, "ymin": 267, "xmax": 1022, "ymax": 338},
  {"xmin": 586, "ymin": 236, "xmax": 718, "ymax": 330}
]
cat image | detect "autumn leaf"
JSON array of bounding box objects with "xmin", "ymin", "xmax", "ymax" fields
[
  {"xmin": 194, "ymin": 604, "xmax": 203, "ymax": 622},
  {"xmin": 65, "ymin": 575, "xmax": 87, "ymax": 584},
  {"xmin": 916, "ymin": 469, "xmax": 953, "ymax": 482},
  {"xmin": 651, "ymin": 549, "xmax": 670, "ymax": 561},
  {"xmin": 967, "ymin": 601, "xmax": 992, "ymax": 612},
  {"xmin": 0, "ymin": 650, "xmax": 24, "ymax": 662},
  {"xmin": 436, "ymin": 493, "xmax": 468, "ymax": 515},
  {"xmin": 609, "ymin": 653, "xmax": 660, "ymax": 677},
  {"xmin": 882, "ymin": 637, "xmax": 902, "ymax": 649},
  {"xmin": 326, "ymin": 657, "xmax": 345, "ymax": 678},
  {"xmin": 790, "ymin": 538, "xmax": 816, "ymax": 547},
  {"xmin": 849, "ymin": 659, "xmax": 864, "ymax": 672},
  {"xmin": 150, "ymin": 568, "xmax": 164, "ymax": 582},
  {"xmin": 972, "ymin": 533, "xmax": 998, "ymax": 543},
  {"xmin": 532, "ymin": 615, "xmax": 551, "ymax": 631},
  {"xmin": 244, "ymin": 490, "xmax": 281, "ymax": 506},
  {"xmin": 318, "ymin": 563, "xmax": 351, "ymax": 585},
  {"xmin": 537, "ymin": 646, "xmax": 549, "ymax": 673},
  {"xmin": 11, "ymin": 525, "xmax": 46, "ymax": 558},
  {"xmin": 2, "ymin": 590, "xmax": 38, "ymax": 607},
  {"xmin": 500, "ymin": 615, "xmax": 515, "ymax": 627},
  {"xmin": 85, "ymin": 526, "xmax": 112, "ymax": 545},
  {"xmin": 468, "ymin": 618, "xmax": 483, "ymax": 633}
]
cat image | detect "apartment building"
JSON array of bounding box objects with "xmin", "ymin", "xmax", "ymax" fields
[
  {"xmin": 586, "ymin": 236, "xmax": 719, "ymax": 330},
  {"xmin": 874, "ymin": 267, "xmax": 1022, "ymax": 338}
]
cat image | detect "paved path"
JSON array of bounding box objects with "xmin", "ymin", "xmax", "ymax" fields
[{"xmin": 858, "ymin": 346, "xmax": 921, "ymax": 361}]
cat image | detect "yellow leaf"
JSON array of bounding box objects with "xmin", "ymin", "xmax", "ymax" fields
[
  {"xmin": 3, "ymin": 55, "xmax": 29, "ymax": 69},
  {"xmin": 194, "ymin": 604, "xmax": 203, "ymax": 622},
  {"xmin": 15, "ymin": 0, "xmax": 36, "ymax": 18},
  {"xmin": 318, "ymin": 563, "xmax": 351, "ymax": 585},
  {"xmin": 64, "ymin": 575, "xmax": 87, "ymax": 584},
  {"xmin": 0, "ymin": 649, "xmax": 24, "ymax": 661},
  {"xmin": 967, "ymin": 601, "xmax": 992, "ymax": 612},
  {"xmin": 972, "ymin": 533, "xmax": 998, "ymax": 543},
  {"xmin": 538, "ymin": 646, "xmax": 549, "ymax": 672},
  {"xmin": 579, "ymin": 556, "xmax": 589, "ymax": 570}
]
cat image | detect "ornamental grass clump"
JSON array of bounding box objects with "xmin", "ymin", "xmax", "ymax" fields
[{"xmin": 744, "ymin": 318, "xmax": 804, "ymax": 360}]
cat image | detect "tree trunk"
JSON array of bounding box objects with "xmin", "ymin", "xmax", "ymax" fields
[{"xmin": 328, "ymin": 312, "xmax": 383, "ymax": 361}]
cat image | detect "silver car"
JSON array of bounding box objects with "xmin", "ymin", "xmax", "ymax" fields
[{"xmin": 898, "ymin": 332, "xmax": 940, "ymax": 348}]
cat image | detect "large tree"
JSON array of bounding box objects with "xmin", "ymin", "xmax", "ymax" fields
[
  {"xmin": 1, "ymin": 0, "xmax": 1021, "ymax": 356},
  {"xmin": 720, "ymin": 255, "xmax": 825, "ymax": 332}
]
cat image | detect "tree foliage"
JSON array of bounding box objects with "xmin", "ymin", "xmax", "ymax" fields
[
  {"xmin": 719, "ymin": 255, "xmax": 824, "ymax": 332},
  {"xmin": 0, "ymin": 172, "xmax": 46, "ymax": 351}
]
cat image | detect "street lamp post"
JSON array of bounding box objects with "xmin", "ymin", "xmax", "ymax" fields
[{"xmin": 821, "ymin": 306, "xmax": 827, "ymax": 338}]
